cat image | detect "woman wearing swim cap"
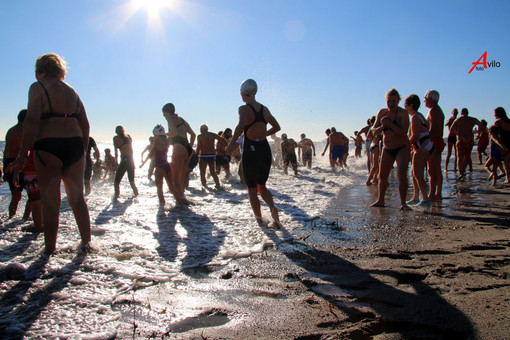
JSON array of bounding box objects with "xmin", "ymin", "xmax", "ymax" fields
[{"xmin": 227, "ymin": 79, "xmax": 282, "ymax": 226}]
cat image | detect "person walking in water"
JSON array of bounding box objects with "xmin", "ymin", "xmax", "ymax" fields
[
  {"xmin": 113, "ymin": 125, "xmax": 139, "ymax": 198},
  {"xmin": 163, "ymin": 103, "xmax": 196, "ymax": 204},
  {"xmin": 6, "ymin": 53, "xmax": 91, "ymax": 253},
  {"xmin": 227, "ymin": 79, "xmax": 281, "ymax": 226}
]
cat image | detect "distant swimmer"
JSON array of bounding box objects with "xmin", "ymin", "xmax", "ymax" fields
[
  {"xmin": 444, "ymin": 108, "xmax": 458, "ymax": 172},
  {"xmin": 281, "ymin": 133, "xmax": 298, "ymax": 175},
  {"xmin": 226, "ymin": 79, "xmax": 281, "ymax": 226},
  {"xmin": 450, "ymin": 108, "xmax": 482, "ymax": 180},
  {"xmin": 424, "ymin": 90, "xmax": 445, "ymax": 201},
  {"xmin": 298, "ymin": 133, "xmax": 316, "ymax": 169},
  {"xmin": 163, "ymin": 103, "xmax": 196, "ymax": 203},
  {"xmin": 370, "ymin": 88, "xmax": 411, "ymax": 211},
  {"xmin": 113, "ymin": 125, "xmax": 139, "ymax": 197},
  {"xmin": 196, "ymin": 124, "xmax": 225, "ymax": 188}
]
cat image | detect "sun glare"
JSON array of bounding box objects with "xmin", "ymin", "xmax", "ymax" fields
[{"xmin": 132, "ymin": 0, "xmax": 174, "ymax": 20}]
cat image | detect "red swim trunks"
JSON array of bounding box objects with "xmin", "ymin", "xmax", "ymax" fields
[
  {"xmin": 456, "ymin": 138, "xmax": 474, "ymax": 158},
  {"xmin": 431, "ymin": 137, "xmax": 445, "ymax": 153}
]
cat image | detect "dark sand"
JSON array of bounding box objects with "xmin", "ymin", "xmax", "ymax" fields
[{"xmin": 116, "ymin": 163, "xmax": 509, "ymax": 339}]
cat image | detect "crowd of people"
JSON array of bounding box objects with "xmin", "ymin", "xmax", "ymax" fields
[{"xmin": 2, "ymin": 53, "xmax": 509, "ymax": 254}]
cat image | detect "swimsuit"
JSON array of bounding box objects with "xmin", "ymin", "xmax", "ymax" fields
[
  {"xmin": 331, "ymin": 145, "xmax": 345, "ymax": 161},
  {"xmin": 456, "ymin": 137, "xmax": 474, "ymax": 158},
  {"xmin": 242, "ymin": 103, "xmax": 272, "ymax": 188},
  {"xmin": 383, "ymin": 145, "xmax": 408, "ymax": 158},
  {"xmin": 154, "ymin": 142, "xmax": 171, "ymax": 174},
  {"xmin": 216, "ymin": 155, "xmax": 231, "ymax": 166},
  {"xmin": 171, "ymin": 135, "xmax": 193, "ymax": 156},
  {"xmin": 199, "ymin": 154, "xmax": 216, "ymax": 162},
  {"xmin": 447, "ymin": 135, "xmax": 457, "ymax": 144},
  {"xmin": 33, "ymin": 81, "xmax": 84, "ymax": 167},
  {"xmin": 490, "ymin": 142, "xmax": 502, "ymax": 161},
  {"xmin": 302, "ymin": 151, "xmax": 312, "ymax": 162},
  {"xmin": 188, "ymin": 152, "xmax": 198, "ymax": 170},
  {"xmin": 431, "ymin": 137, "xmax": 445, "ymax": 153},
  {"xmin": 414, "ymin": 113, "xmax": 434, "ymax": 155}
]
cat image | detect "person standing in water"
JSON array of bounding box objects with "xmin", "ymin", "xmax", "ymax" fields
[
  {"xmin": 227, "ymin": 79, "xmax": 281, "ymax": 225},
  {"xmin": 113, "ymin": 125, "xmax": 139, "ymax": 198}
]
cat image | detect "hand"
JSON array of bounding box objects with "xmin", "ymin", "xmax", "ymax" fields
[{"xmin": 5, "ymin": 156, "xmax": 27, "ymax": 188}]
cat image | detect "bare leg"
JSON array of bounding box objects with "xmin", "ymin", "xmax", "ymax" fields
[{"xmin": 371, "ymin": 150, "xmax": 393, "ymax": 207}]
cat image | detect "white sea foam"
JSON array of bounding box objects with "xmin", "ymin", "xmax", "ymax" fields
[{"xmin": 0, "ymin": 140, "xmax": 367, "ymax": 336}]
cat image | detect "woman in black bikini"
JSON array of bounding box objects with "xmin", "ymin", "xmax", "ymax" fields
[
  {"xmin": 226, "ymin": 79, "xmax": 282, "ymax": 225},
  {"xmin": 7, "ymin": 53, "xmax": 91, "ymax": 254},
  {"xmin": 163, "ymin": 103, "xmax": 196, "ymax": 203},
  {"xmin": 370, "ymin": 88, "xmax": 411, "ymax": 211}
]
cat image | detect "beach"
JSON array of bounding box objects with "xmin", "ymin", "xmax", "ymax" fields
[{"xmin": 0, "ymin": 142, "xmax": 509, "ymax": 339}]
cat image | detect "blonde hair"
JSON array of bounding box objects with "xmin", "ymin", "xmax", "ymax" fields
[{"xmin": 35, "ymin": 53, "xmax": 67, "ymax": 79}]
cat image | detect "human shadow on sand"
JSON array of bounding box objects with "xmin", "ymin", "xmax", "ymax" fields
[
  {"xmin": 260, "ymin": 222, "xmax": 475, "ymax": 338},
  {"xmin": 156, "ymin": 205, "xmax": 226, "ymax": 278},
  {"xmin": 0, "ymin": 253, "xmax": 85, "ymax": 339},
  {"xmin": 94, "ymin": 198, "xmax": 134, "ymax": 225}
]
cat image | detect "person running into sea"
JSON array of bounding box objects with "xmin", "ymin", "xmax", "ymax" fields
[
  {"xmin": 163, "ymin": 103, "xmax": 196, "ymax": 203},
  {"xmin": 7, "ymin": 53, "xmax": 91, "ymax": 253},
  {"xmin": 298, "ymin": 133, "xmax": 316, "ymax": 169},
  {"xmin": 196, "ymin": 124, "xmax": 225, "ymax": 188},
  {"xmin": 370, "ymin": 88, "xmax": 411, "ymax": 211},
  {"xmin": 144, "ymin": 125, "xmax": 180, "ymax": 204},
  {"xmin": 113, "ymin": 125, "xmax": 139, "ymax": 197},
  {"xmin": 424, "ymin": 90, "xmax": 445, "ymax": 201},
  {"xmin": 450, "ymin": 108, "xmax": 482, "ymax": 180},
  {"xmin": 444, "ymin": 108, "xmax": 458, "ymax": 172},
  {"xmin": 281, "ymin": 133, "xmax": 298, "ymax": 175},
  {"xmin": 216, "ymin": 129, "xmax": 232, "ymax": 178},
  {"xmin": 226, "ymin": 79, "xmax": 281, "ymax": 226},
  {"xmin": 406, "ymin": 94, "xmax": 433, "ymax": 207},
  {"xmin": 3, "ymin": 109, "xmax": 31, "ymax": 219},
  {"xmin": 140, "ymin": 136, "xmax": 155, "ymax": 181}
]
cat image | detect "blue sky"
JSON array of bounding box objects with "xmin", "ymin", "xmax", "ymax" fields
[{"xmin": 1, "ymin": 0, "xmax": 509, "ymax": 142}]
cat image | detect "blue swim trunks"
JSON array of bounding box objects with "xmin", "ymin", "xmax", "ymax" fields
[{"xmin": 331, "ymin": 145, "xmax": 345, "ymax": 161}]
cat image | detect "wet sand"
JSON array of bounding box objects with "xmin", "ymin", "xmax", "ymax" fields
[{"xmin": 114, "ymin": 163, "xmax": 509, "ymax": 339}]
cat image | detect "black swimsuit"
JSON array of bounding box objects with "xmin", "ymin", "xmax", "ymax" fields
[
  {"xmin": 242, "ymin": 103, "xmax": 272, "ymax": 188},
  {"xmin": 170, "ymin": 117, "xmax": 193, "ymax": 156},
  {"xmin": 382, "ymin": 111, "xmax": 408, "ymax": 158},
  {"xmin": 33, "ymin": 82, "xmax": 84, "ymax": 167}
]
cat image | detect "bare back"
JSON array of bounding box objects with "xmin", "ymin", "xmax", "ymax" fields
[{"xmin": 427, "ymin": 105, "xmax": 445, "ymax": 138}]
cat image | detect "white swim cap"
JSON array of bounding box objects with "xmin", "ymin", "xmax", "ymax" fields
[
  {"xmin": 153, "ymin": 124, "xmax": 166, "ymax": 136},
  {"xmin": 240, "ymin": 79, "xmax": 257, "ymax": 96}
]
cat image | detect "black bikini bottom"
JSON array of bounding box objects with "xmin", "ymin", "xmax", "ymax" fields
[{"xmin": 34, "ymin": 137, "xmax": 84, "ymax": 168}]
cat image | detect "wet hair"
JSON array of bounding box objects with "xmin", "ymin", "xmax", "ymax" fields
[
  {"xmin": 240, "ymin": 79, "xmax": 257, "ymax": 96},
  {"xmin": 162, "ymin": 103, "xmax": 175, "ymax": 114},
  {"xmin": 425, "ymin": 90, "xmax": 440, "ymax": 103},
  {"xmin": 385, "ymin": 88, "xmax": 401, "ymax": 101},
  {"xmin": 224, "ymin": 128, "xmax": 232, "ymax": 136},
  {"xmin": 404, "ymin": 94, "xmax": 420, "ymax": 111},
  {"xmin": 325, "ymin": 128, "xmax": 331, "ymax": 135},
  {"xmin": 18, "ymin": 109, "xmax": 27, "ymax": 123},
  {"xmin": 481, "ymin": 119, "xmax": 487, "ymax": 127},
  {"xmin": 495, "ymin": 107, "xmax": 509, "ymax": 122},
  {"xmin": 35, "ymin": 53, "xmax": 67, "ymax": 79},
  {"xmin": 489, "ymin": 125, "xmax": 500, "ymax": 137},
  {"xmin": 200, "ymin": 124, "xmax": 208, "ymax": 133},
  {"xmin": 460, "ymin": 108, "xmax": 469, "ymax": 116}
]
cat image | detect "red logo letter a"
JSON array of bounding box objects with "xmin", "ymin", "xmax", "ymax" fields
[{"xmin": 468, "ymin": 51, "xmax": 487, "ymax": 74}]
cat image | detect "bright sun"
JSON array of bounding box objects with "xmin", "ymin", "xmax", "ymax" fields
[{"xmin": 132, "ymin": 0, "xmax": 174, "ymax": 20}]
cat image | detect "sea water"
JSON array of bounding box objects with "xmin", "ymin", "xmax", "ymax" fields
[{"xmin": 0, "ymin": 140, "xmax": 368, "ymax": 337}]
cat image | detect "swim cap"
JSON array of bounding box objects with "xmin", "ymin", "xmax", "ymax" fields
[
  {"xmin": 162, "ymin": 103, "xmax": 175, "ymax": 114},
  {"xmin": 153, "ymin": 124, "xmax": 166, "ymax": 136},
  {"xmin": 240, "ymin": 79, "xmax": 257, "ymax": 96}
]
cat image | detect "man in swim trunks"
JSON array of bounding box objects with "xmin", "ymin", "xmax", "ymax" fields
[
  {"xmin": 226, "ymin": 79, "xmax": 281, "ymax": 225},
  {"xmin": 3, "ymin": 109, "xmax": 31, "ymax": 219},
  {"xmin": 424, "ymin": 90, "xmax": 445, "ymax": 201},
  {"xmin": 370, "ymin": 88, "xmax": 411, "ymax": 211},
  {"xmin": 450, "ymin": 108, "xmax": 482, "ymax": 180},
  {"xmin": 113, "ymin": 125, "xmax": 139, "ymax": 197},
  {"xmin": 444, "ymin": 108, "xmax": 458, "ymax": 172},
  {"xmin": 197, "ymin": 124, "xmax": 226, "ymax": 188},
  {"xmin": 326, "ymin": 127, "xmax": 349, "ymax": 171},
  {"xmin": 298, "ymin": 133, "xmax": 316, "ymax": 169},
  {"xmin": 281, "ymin": 133, "xmax": 298, "ymax": 175}
]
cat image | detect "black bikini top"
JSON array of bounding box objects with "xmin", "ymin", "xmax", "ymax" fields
[
  {"xmin": 244, "ymin": 103, "xmax": 267, "ymax": 135},
  {"xmin": 38, "ymin": 81, "xmax": 79, "ymax": 120}
]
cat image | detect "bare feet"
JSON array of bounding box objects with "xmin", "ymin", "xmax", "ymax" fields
[{"xmin": 370, "ymin": 201, "xmax": 385, "ymax": 207}]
